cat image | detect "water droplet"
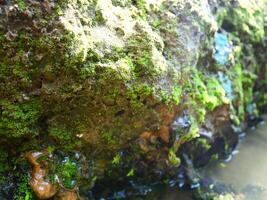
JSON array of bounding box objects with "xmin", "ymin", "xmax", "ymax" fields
[
  {"xmin": 169, "ymin": 180, "xmax": 176, "ymax": 187},
  {"xmin": 190, "ymin": 182, "xmax": 200, "ymax": 189},
  {"xmin": 232, "ymin": 150, "xmax": 239, "ymax": 155},
  {"xmin": 223, "ymin": 154, "xmax": 232, "ymax": 163},
  {"xmin": 178, "ymin": 182, "xmax": 185, "ymax": 188}
]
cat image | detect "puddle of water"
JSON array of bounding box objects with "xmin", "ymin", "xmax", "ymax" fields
[
  {"xmin": 205, "ymin": 116, "xmax": 267, "ymax": 199},
  {"xmin": 148, "ymin": 116, "xmax": 267, "ymax": 200}
]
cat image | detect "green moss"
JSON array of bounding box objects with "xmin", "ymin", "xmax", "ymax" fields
[
  {"xmin": 151, "ymin": 19, "xmax": 162, "ymax": 30},
  {"xmin": 101, "ymin": 130, "xmax": 117, "ymax": 145},
  {"xmin": 160, "ymin": 90, "xmax": 169, "ymax": 103},
  {"xmin": 182, "ymin": 68, "xmax": 229, "ymax": 123},
  {"xmin": 183, "ymin": 117, "xmax": 200, "ymax": 141},
  {"xmin": 133, "ymin": 0, "xmax": 148, "ymax": 20},
  {"xmin": 0, "ymin": 148, "xmax": 9, "ymax": 173},
  {"xmin": 126, "ymin": 168, "xmax": 135, "ymax": 177},
  {"xmin": 231, "ymin": 64, "xmax": 253, "ymax": 121},
  {"xmin": 49, "ymin": 126, "xmax": 72, "ymax": 141},
  {"xmin": 171, "ymin": 86, "xmax": 182, "ymax": 105},
  {"xmin": 206, "ymin": 78, "xmax": 230, "ymax": 109},
  {"xmin": 167, "ymin": 67, "xmax": 232, "ymax": 156},
  {"xmin": 197, "ymin": 108, "xmax": 207, "ymax": 124},
  {"xmin": 14, "ymin": 174, "xmax": 36, "ymax": 200},
  {"xmin": 0, "ymin": 0, "xmax": 265, "ymax": 195},
  {"xmin": 168, "ymin": 149, "xmax": 181, "ymax": 166},
  {"xmin": 227, "ymin": 35, "xmax": 259, "ymax": 122},
  {"xmin": 0, "ymin": 99, "xmax": 41, "ymax": 138},
  {"xmin": 197, "ymin": 138, "xmax": 211, "ymax": 151},
  {"xmin": 219, "ymin": 0, "xmax": 265, "ymax": 42},
  {"xmin": 111, "ymin": 153, "xmax": 122, "ymax": 166},
  {"xmin": 93, "ymin": 8, "xmax": 106, "ymax": 26},
  {"xmin": 233, "ymin": 1, "xmax": 265, "ymax": 42},
  {"xmin": 125, "ymin": 84, "xmax": 154, "ymax": 109},
  {"xmin": 56, "ymin": 158, "xmax": 78, "ymax": 189},
  {"xmin": 80, "ymin": 64, "xmax": 95, "ymax": 80},
  {"xmin": 215, "ymin": 0, "xmax": 267, "ymax": 123},
  {"xmin": 126, "ymin": 35, "xmax": 160, "ymax": 77},
  {"xmin": 16, "ymin": 0, "xmax": 27, "ymax": 11},
  {"xmin": 48, "ymin": 126, "xmax": 80, "ymax": 151}
]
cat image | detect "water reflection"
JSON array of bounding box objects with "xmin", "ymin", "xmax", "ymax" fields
[{"xmin": 204, "ymin": 118, "xmax": 267, "ymax": 200}]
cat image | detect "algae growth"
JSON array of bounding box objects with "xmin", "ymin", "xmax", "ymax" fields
[{"xmin": 0, "ymin": 0, "xmax": 266, "ymax": 199}]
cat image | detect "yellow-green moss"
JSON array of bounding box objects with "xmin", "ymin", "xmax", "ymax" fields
[{"xmin": 0, "ymin": 99, "xmax": 41, "ymax": 138}]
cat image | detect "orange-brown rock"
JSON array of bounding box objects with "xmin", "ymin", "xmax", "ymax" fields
[
  {"xmin": 156, "ymin": 105, "xmax": 174, "ymax": 125},
  {"xmin": 140, "ymin": 131, "xmax": 154, "ymax": 141},
  {"xmin": 157, "ymin": 126, "xmax": 170, "ymax": 143},
  {"xmin": 25, "ymin": 151, "xmax": 57, "ymax": 199},
  {"xmin": 138, "ymin": 131, "xmax": 157, "ymax": 152}
]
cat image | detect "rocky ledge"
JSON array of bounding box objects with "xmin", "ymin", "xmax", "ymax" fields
[{"xmin": 0, "ymin": 0, "xmax": 266, "ymax": 199}]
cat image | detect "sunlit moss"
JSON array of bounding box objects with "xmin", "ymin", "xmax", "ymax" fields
[
  {"xmin": 168, "ymin": 149, "xmax": 181, "ymax": 166},
  {"xmin": 56, "ymin": 158, "xmax": 79, "ymax": 189},
  {"xmin": 0, "ymin": 99, "xmax": 41, "ymax": 138}
]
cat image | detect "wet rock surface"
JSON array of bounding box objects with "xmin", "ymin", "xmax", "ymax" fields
[
  {"xmin": 0, "ymin": 0, "xmax": 266, "ymax": 199},
  {"xmin": 25, "ymin": 151, "xmax": 57, "ymax": 199}
]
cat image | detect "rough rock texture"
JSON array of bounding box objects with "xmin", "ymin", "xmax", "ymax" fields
[{"xmin": 0, "ymin": 0, "xmax": 266, "ymax": 199}]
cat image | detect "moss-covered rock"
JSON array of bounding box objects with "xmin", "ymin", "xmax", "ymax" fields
[{"xmin": 0, "ymin": 0, "xmax": 266, "ymax": 199}]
